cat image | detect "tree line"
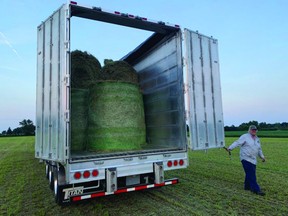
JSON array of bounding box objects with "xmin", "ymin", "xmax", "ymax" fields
[
  {"xmin": 225, "ymin": 120, "xmax": 288, "ymax": 131},
  {"xmin": 1, "ymin": 119, "xmax": 35, "ymax": 136},
  {"xmin": 1, "ymin": 119, "xmax": 287, "ymax": 137}
]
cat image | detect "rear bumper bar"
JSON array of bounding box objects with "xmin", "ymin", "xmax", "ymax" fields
[{"xmin": 72, "ymin": 178, "xmax": 179, "ymax": 202}]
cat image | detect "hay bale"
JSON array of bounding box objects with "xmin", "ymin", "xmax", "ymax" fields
[
  {"xmin": 71, "ymin": 50, "xmax": 101, "ymax": 88},
  {"xmin": 100, "ymin": 60, "xmax": 138, "ymax": 83},
  {"xmin": 71, "ymin": 88, "xmax": 89, "ymax": 152},
  {"xmin": 87, "ymin": 82, "xmax": 146, "ymax": 152}
]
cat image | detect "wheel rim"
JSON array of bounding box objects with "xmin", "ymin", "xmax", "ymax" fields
[
  {"xmin": 49, "ymin": 169, "xmax": 52, "ymax": 183},
  {"xmin": 54, "ymin": 177, "xmax": 58, "ymax": 196},
  {"xmin": 45, "ymin": 165, "xmax": 49, "ymax": 176}
]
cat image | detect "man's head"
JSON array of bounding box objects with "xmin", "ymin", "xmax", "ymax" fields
[{"xmin": 248, "ymin": 125, "xmax": 258, "ymax": 136}]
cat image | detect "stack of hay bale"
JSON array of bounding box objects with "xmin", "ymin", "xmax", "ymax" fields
[
  {"xmin": 70, "ymin": 50, "xmax": 101, "ymax": 152},
  {"xmin": 88, "ymin": 60, "xmax": 146, "ymax": 152},
  {"xmin": 70, "ymin": 50, "xmax": 146, "ymax": 153}
]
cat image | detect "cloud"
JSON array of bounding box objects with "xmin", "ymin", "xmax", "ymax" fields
[{"xmin": 0, "ymin": 31, "xmax": 24, "ymax": 62}]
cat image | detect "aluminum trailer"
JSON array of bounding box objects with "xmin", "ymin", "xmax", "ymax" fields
[{"xmin": 36, "ymin": 1, "xmax": 225, "ymax": 204}]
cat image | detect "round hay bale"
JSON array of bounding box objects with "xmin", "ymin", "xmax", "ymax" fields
[
  {"xmin": 71, "ymin": 88, "xmax": 89, "ymax": 152},
  {"xmin": 100, "ymin": 60, "xmax": 138, "ymax": 83},
  {"xmin": 87, "ymin": 82, "xmax": 146, "ymax": 152},
  {"xmin": 71, "ymin": 50, "xmax": 102, "ymax": 88}
]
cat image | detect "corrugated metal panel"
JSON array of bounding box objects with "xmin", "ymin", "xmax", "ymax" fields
[
  {"xmin": 133, "ymin": 33, "xmax": 186, "ymax": 149},
  {"xmin": 43, "ymin": 16, "xmax": 52, "ymax": 158},
  {"xmin": 35, "ymin": 23, "xmax": 44, "ymax": 158},
  {"xmin": 35, "ymin": 4, "xmax": 69, "ymax": 163},
  {"xmin": 58, "ymin": 5, "xmax": 69, "ymax": 162},
  {"xmin": 184, "ymin": 29, "xmax": 225, "ymax": 150}
]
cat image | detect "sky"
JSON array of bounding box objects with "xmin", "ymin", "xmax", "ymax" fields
[{"xmin": 0, "ymin": 0, "xmax": 287, "ymax": 132}]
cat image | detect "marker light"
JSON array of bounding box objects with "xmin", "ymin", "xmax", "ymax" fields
[
  {"xmin": 92, "ymin": 170, "xmax": 99, "ymax": 177},
  {"xmin": 74, "ymin": 172, "xmax": 81, "ymax": 179},
  {"xmin": 83, "ymin": 171, "xmax": 90, "ymax": 178}
]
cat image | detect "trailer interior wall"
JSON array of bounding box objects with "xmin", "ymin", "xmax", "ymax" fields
[{"xmin": 123, "ymin": 32, "xmax": 186, "ymax": 150}]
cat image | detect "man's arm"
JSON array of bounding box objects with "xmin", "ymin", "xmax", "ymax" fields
[{"xmin": 228, "ymin": 134, "xmax": 246, "ymax": 151}]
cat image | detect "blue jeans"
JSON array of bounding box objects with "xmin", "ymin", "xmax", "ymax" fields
[{"xmin": 241, "ymin": 160, "xmax": 260, "ymax": 192}]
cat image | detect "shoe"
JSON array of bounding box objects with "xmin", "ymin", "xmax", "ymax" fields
[{"xmin": 253, "ymin": 191, "xmax": 265, "ymax": 196}]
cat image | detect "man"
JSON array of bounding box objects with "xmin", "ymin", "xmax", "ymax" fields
[{"xmin": 227, "ymin": 125, "xmax": 266, "ymax": 196}]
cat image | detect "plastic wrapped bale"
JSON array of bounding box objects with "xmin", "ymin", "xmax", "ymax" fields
[
  {"xmin": 71, "ymin": 88, "xmax": 89, "ymax": 152},
  {"xmin": 100, "ymin": 60, "xmax": 138, "ymax": 84},
  {"xmin": 87, "ymin": 82, "xmax": 146, "ymax": 152},
  {"xmin": 71, "ymin": 50, "xmax": 102, "ymax": 88}
]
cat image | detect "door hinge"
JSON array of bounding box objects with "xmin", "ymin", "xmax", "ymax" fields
[
  {"xmin": 64, "ymin": 110, "xmax": 70, "ymax": 122},
  {"xmin": 64, "ymin": 75, "xmax": 70, "ymax": 86}
]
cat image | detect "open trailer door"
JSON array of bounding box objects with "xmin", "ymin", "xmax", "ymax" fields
[{"xmin": 184, "ymin": 29, "xmax": 225, "ymax": 150}]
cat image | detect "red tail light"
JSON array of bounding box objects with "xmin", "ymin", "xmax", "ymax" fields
[
  {"xmin": 179, "ymin": 159, "xmax": 184, "ymax": 166},
  {"xmin": 92, "ymin": 170, "xmax": 99, "ymax": 177},
  {"xmin": 83, "ymin": 171, "xmax": 90, "ymax": 178},
  {"xmin": 74, "ymin": 172, "xmax": 81, "ymax": 179},
  {"xmin": 173, "ymin": 160, "xmax": 178, "ymax": 166},
  {"xmin": 167, "ymin": 161, "xmax": 172, "ymax": 167}
]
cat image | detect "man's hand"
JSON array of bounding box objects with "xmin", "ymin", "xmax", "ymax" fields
[
  {"xmin": 223, "ymin": 147, "xmax": 230, "ymax": 152},
  {"xmin": 262, "ymin": 157, "xmax": 266, "ymax": 162}
]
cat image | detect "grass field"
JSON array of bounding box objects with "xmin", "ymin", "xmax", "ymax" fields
[{"xmin": 0, "ymin": 136, "xmax": 287, "ymax": 215}]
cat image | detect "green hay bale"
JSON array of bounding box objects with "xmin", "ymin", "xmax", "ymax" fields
[
  {"xmin": 100, "ymin": 60, "xmax": 138, "ymax": 84},
  {"xmin": 71, "ymin": 50, "xmax": 101, "ymax": 88},
  {"xmin": 87, "ymin": 82, "xmax": 146, "ymax": 152},
  {"xmin": 71, "ymin": 88, "xmax": 89, "ymax": 152}
]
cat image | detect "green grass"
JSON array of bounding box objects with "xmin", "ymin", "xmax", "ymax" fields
[
  {"xmin": 225, "ymin": 130, "xmax": 288, "ymax": 138},
  {"xmin": 0, "ymin": 136, "xmax": 288, "ymax": 215}
]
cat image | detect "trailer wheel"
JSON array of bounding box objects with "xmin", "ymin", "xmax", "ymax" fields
[
  {"xmin": 53, "ymin": 167, "xmax": 64, "ymax": 205},
  {"xmin": 48, "ymin": 165, "xmax": 54, "ymax": 190},
  {"xmin": 45, "ymin": 163, "xmax": 49, "ymax": 179}
]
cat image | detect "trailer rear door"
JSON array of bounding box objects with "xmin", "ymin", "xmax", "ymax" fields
[{"xmin": 184, "ymin": 29, "xmax": 225, "ymax": 150}]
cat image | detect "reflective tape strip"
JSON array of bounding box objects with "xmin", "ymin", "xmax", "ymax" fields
[
  {"xmin": 80, "ymin": 195, "xmax": 91, "ymax": 200},
  {"xmin": 72, "ymin": 179, "xmax": 178, "ymax": 202}
]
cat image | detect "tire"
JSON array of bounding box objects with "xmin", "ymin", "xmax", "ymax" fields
[
  {"xmin": 48, "ymin": 165, "xmax": 54, "ymax": 190},
  {"xmin": 53, "ymin": 166, "xmax": 64, "ymax": 205}
]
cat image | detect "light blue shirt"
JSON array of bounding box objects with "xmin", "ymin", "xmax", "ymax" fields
[{"xmin": 228, "ymin": 133, "xmax": 264, "ymax": 165}]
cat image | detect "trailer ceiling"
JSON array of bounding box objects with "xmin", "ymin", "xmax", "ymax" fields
[{"xmin": 70, "ymin": 4, "xmax": 179, "ymax": 34}]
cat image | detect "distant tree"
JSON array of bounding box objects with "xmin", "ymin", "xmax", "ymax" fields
[
  {"xmin": 19, "ymin": 119, "xmax": 35, "ymax": 136},
  {"xmin": 280, "ymin": 122, "xmax": 288, "ymax": 129},
  {"xmin": 6, "ymin": 127, "xmax": 13, "ymax": 135},
  {"xmin": 1, "ymin": 130, "xmax": 7, "ymax": 135},
  {"xmin": 225, "ymin": 121, "xmax": 288, "ymax": 131},
  {"xmin": 238, "ymin": 123, "xmax": 249, "ymax": 131},
  {"xmin": 224, "ymin": 125, "xmax": 237, "ymax": 131},
  {"xmin": 259, "ymin": 122, "xmax": 267, "ymax": 130},
  {"xmin": 13, "ymin": 127, "xmax": 24, "ymax": 136},
  {"xmin": 239, "ymin": 121, "xmax": 258, "ymax": 131}
]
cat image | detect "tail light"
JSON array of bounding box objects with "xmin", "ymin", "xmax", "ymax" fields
[
  {"xmin": 167, "ymin": 159, "xmax": 185, "ymax": 168},
  {"xmin": 173, "ymin": 160, "xmax": 178, "ymax": 166},
  {"xmin": 83, "ymin": 171, "xmax": 90, "ymax": 178},
  {"xmin": 92, "ymin": 170, "xmax": 99, "ymax": 177},
  {"xmin": 74, "ymin": 169, "xmax": 99, "ymax": 179},
  {"xmin": 74, "ymin": 172, "xmax": 81, "ymax": 179},
  {"xmin": 167, "ymin": 161, "xmax": 173, "ymax": 167}
]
